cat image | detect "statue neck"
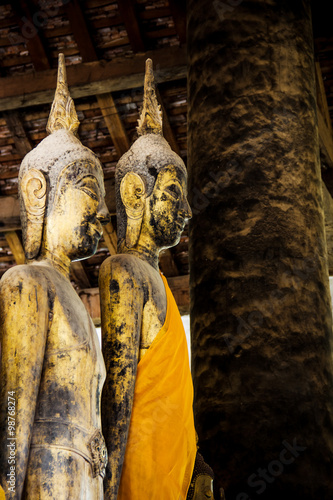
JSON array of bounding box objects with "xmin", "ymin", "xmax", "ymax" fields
[
  {"xmin": 38, "ymin": 245, "xmax": 71, "ymax": 279},
  {"xmin": 121, "ymin": 243, "xmax": 160, "ymax": 271}
]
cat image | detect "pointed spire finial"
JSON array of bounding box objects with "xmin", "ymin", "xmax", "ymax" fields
[
  {"xmin": 46, "ymin": 53, "xmax": 80, "ymax": 136},
  {"xmin": 137, "ymin": 58, "xmax": 163, "ymax": 136}
]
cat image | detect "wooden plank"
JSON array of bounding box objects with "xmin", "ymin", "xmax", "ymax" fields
[
  {"xmin": 3, "ymin": 111, "xmax": 32, "ymax": 157},
  {"xmin": 14, "ymin": 0, "xmax": 51, "ymax": 71},
  {"xmin": 117, "ymin": 0, "xmax": 145, "ymax": 52},
  {"xmin": 97, "ymin": 93, "xmax": 130, "ymax": 156},
  {"xmin": 0, "ymin": 46, "xmax": 186, "ymax": 111},
  {"xmin": 139, "ymin": 7, "xmax": 170, "ymax": 20},
  {"xmin": 156, "ymin": 88, "xmax": 180, "ymax": 155},
  {"xmin": 64, "ymin": 0, "xmax": 97, "ymax": 62},
  {"xmin": 102, "ymin": 221, "xmax": 117, "ymax": 255},
  {"xmin": 0, "ymin": 196, "xmax": 20, "ymax": 220},
  {"xmin": 70, "ymin": 260, "xmax": 91, "ymax": 288},
  {"xmin": 5, "ymin": 231, "xmax": 25, "ymax": 264},
  {"xmin": 168, "ymin": 0, "xmax": 186, "ymax": 44}
]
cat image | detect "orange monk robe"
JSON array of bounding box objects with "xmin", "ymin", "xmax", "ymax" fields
[{"xmin": 118, "ymin": 274, "xmax": 197, "ymax": 500}]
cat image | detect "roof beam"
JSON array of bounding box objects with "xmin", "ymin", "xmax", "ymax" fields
[
  {"xmin": 102, "ymin": 221, "xmax": 117, "ymax": 255},
  {"xmin": 168, "ymin": 0, "xmax": 186, "ymax": 44},
  {"xmin": 5, "ymin": 231, "xmax": 25, "ymax": 265},
  {"xmin": 13, "ymin": 0, "xmax": 51, "ymax": 71},
  {"xmin": 62, "ymin": 2, "xmax": 131, "ymax": 159},
  {"xmin": 3, "ymin": 111, "xmax": 32, "ymax": 157},
  {"xmin": 0, "ymin": 47, "xmax": 187, "ymax": 111},
  {"xmin": 97, "ymin": 93, "xmax": 130, "ymax": 157},
  {"xmin": 64, "ymin": 0, "xmax": 97, "ymax": 62},
  {"xmin": 117, "ymin": 0, "xmax": 145, "ymax": 52},
  {"xmin": 156, "ymin": 88, "xmax": 180, "ymax": 155},
  {"xmin": 70, "ymin": 261, "xmax": 91, "ymax": 289}
]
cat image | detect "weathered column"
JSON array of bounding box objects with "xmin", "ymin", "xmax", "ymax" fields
[{"xmin": 187, "ymin": 1, "xmax": 333, "ymax": 499}]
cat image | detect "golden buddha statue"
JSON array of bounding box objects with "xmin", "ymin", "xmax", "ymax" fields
[
  {"xmin": 100, "ymin": 59, "xmax": 199, "ymax": 500},
  {"xmin": 0, "ymin": 54, "xmax": 109, "ymax": 499},
  {"xmin": 187, "ymin": 452, "xmax": 215, "ymax": 500}
]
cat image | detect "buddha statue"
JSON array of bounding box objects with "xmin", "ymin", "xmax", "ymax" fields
[
  {"xmin": 0, "ymin": 54, "xmax": 109, "ymax": 499},
  {"xmin": 100, "ymin": 59, "xmax": 197, "ymax": 500},
  {"xmin": 187, "ymin": 452, "xmax": 215, "ymax": 500}
]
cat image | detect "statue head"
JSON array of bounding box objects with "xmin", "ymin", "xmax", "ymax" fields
[
  {"xmin": 19, "ymin": 54, "xmax": 109, "ymax": 262},
  {"xmin": 187, "ymin": 453, "xmax": 215, "ymax": 500},
  {"xmin": 115, "ymin": 59, "xmax": 191, "ymax": 253}
]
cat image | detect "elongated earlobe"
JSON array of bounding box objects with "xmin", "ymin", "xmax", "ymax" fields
[
  {"xmin": 20, "ymin": 169, "xmax": 47, "ymax": 259},
  {"xmin": 120, "ymin": 172, "xmax": 146, "ymax": 248}
]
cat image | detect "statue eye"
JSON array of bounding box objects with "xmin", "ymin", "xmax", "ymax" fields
[
  {"xmin": 76, "ymin": 176, "xmax": 99, "ymax": 202},
  {"xmin": 166, "ymin": 184, "xmax": 181, "ymax": 200}
]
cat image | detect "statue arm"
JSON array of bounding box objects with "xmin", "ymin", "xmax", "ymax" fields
[
  {"xmin": 100, "ymin": 256, "xmax": 143, "ymax": 500},
  {"xmin": 0, "ymin": 268, "xmax": 50, "ymax": 498}
]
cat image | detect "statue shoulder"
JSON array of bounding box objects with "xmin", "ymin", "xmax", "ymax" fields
[
  {"xmin": 0, "ymin": 264, "xmax": 51, "ymax": 295},
  {"xmin": 100, "ymin": 253, "xmax": 146, "ymax": 285}
]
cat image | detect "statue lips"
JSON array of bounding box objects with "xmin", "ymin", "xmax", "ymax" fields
[
  {"xmin": 89, "ymin": 223, "xmax": 103, "ymax": 240},
  {"xmin": 175, "ymin": 217, "xmax": 186, "ymax": 232}
]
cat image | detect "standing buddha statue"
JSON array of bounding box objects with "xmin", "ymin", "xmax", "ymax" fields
[
  {"xmin": 0, "ymin": 54, "xmax": 109, "ymax": 499},
  {"xmin": 100, "ymin": 59, "xmax": 214, "ymax": 500}
]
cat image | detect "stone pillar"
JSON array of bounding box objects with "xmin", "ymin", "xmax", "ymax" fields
[{"xmin": 187, "ymin": 1, "xmax": 333, "ymax": 499}]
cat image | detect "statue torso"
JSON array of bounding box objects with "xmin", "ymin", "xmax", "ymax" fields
[
  {"xmin": 102, "ymin": 253, "xmax": 167, "ymax": 361},
  {"xmin": 1, "ymin": 262, "xmax": 106, "ymax": 499}
]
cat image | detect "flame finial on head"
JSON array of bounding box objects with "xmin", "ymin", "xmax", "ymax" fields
[
  {"xmin": 137, "ymin": 58, "xmax": 163, "ymax": 136},
  {"xmin": 46, "ymin": 53, "xmax": 80, "ymax": 136}
]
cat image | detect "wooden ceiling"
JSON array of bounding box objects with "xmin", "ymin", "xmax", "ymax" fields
[{"xmin": 0, "ymin": 0, "xmax": 332, "ymax": 322}]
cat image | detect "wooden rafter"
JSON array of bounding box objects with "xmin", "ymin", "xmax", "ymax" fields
[
  {"xmin": 117, "ymin": 0, "xmax": 145, "ymax": 52},
  {"xmin": 102, "ymin": 221, "xmax": 117, "ymax": 256},
  {"xmin": 64, "ymin": 0, "xmax": 130, "ymax": 158},
  {"xmin": 13, "ymin": 0, "xmax": 51, "ymax": 71},
  {"xmin": 3, "ymin": 111, "xmax": 32, "ymax": 157},
  {"xmin": 5, "ymin": 231, "xmax": 25, "ymax": 265},
  {"xmin": 64, "ymin": 0, "xmax": 97, "ymax": 62},
  {"xmin": 168, "ymin": 0, "xmax": 187, "ymax": 45},
  {"xmin": 70, "ymin": 261, "xmax": 91, "ymax": 289},
  {"xmin": 156, "ymin": 89, "xmax": 180, "ymax": 155},
  {"xmin": 0, "ymin": 47, "xmax": 187, "ymax": 111},
  {"xmin": 97, "ymin": 93, "xmax": 130, "ymax": 157}
]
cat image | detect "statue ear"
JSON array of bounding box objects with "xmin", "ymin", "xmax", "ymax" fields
[
  {"xmin": 20, "ymin": 169, "xmax": 47, "ymax": 260},
  {"xmin": 120, "ymin": 172, "xmax": 146, "ymax": 248}
]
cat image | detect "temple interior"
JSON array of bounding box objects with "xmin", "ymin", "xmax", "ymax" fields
[{"xmin": 1, "ymin": 1, "xmax": 333, "ymax": 499}]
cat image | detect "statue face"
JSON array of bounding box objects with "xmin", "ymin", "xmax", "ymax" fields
[
  {"xmin": 45, "ymin": 160, "xmax": 109, "ymax": 261},
  {"xmin": 192, "ymin": 474, "xmax": 215, "ymax": 500},
  {"xmin": 143, "ymin": 164, "xmax": 191, "ymax": 250}
]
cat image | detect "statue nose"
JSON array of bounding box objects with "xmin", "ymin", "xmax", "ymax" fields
[
  {"xmin": 97, "ymin": 200, "xmax": 110, "ymax": 225},
  {"xmin": 183, "ymin": 198, "xmax": 192, "ymax": 220}
]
